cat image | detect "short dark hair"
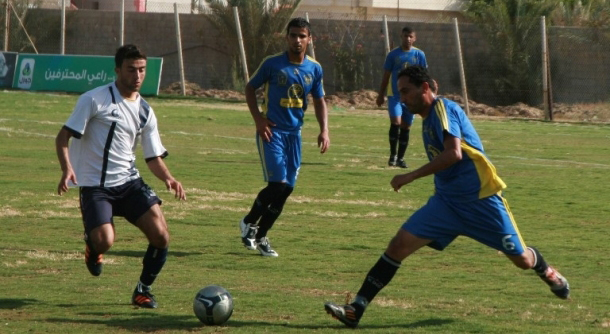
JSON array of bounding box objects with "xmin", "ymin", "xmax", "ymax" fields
[
  {"xmin": 115, "ymin": 44, "xmax": 146, "ymax": 68},
  {"xmin": 402, "ymin": 26, "xmax": 414, "ymax": 34},
  {"xmin": 286, "ymin": 17, "xmax": 311, "ymax": 36},
  {"xmin": 397, "ymin": 65, "xmax": 434, "ymax": 88}
]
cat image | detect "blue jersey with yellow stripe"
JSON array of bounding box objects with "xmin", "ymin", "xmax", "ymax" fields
[
  {"xmin": 248, "ymin": 52, "xmax": 325, "ymax": 133},
  {"xmin": 423, "ymin": 97, "xmax": 506, "ymax": 201},
  {"xmin": 383, "ymin": 46, "xmax": 427, "ymax": 97}
]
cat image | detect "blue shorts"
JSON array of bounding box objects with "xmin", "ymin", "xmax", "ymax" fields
[
  {"xmin": 387, "ymin": 96, "xmax": 415, "ymax": 126},
  {"xmin": 256, "ymin": 130, "xmax": 301, "ymax": 187},
  {"xmin": 79, "ymin": 178, "xmax": 162, "ymax": 234},
  {"xmin": 402, "ymin": 194, "xmax": 526, "ymax": 255}
]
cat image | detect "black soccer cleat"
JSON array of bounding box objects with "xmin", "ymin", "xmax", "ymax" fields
[
  {"xmin": 388, "ymin": 155, "xmax": 397, "ymax": 167},
  {"xmin": 132, "ymin": 284, "xmax": 158, "ymax": 308},
  {"xmin": 85, "ymin": 244, "xmax": 103, "ymax": 277},
  {"xmin": 539, "ymin": 266, "xmax": 570, "ymax": 299},
  {"xmin": 396, "ymin": 159, "xmax": 408, "ymax": 168},
  {"xmin": 324, "ymin": 302, "xmax": 360, "ymax": 328}
]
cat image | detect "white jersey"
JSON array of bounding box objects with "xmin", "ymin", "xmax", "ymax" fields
[{"xmin": 64, "ymin": 82, "xmax": 167, "ymax": 187}]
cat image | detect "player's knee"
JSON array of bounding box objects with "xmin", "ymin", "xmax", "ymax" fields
[
  {"xmin": 386, "ymin": 235, "xmax": 409, "ymax": 260},
  {"xmin": 89, "ymin": 224, "xmax": 114, "ymax": 253},
  {"xmin": 149, "ymin": 229, "xmax": 170, "ymax": 249},
  {"xmin": 91, "ymin": 237, "xmax": 113, "ymax": 254}
]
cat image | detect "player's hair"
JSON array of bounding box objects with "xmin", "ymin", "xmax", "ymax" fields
[
  {"xmin": 286, "ymin": 17, "xmax": 311, "ymax": 36},
  {"xmin": 397, "ymin": 65, "xmax": 434, "ymax": 88},
  {"xmin": 115, "ymin": 44, "xmax": 147, "ymax": 68},
  {"xmin": 402, "ymin": 26, "xmax": 414, "ymax": 34}
]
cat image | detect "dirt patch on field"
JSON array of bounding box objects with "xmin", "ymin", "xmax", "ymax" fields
[
  {"xmin": 161, "ymin": 82, "xmax": 245, "ymax": 101},
  {"xmin": 161, "ymin": 81, "xmax": 610, "ymax": 122}
]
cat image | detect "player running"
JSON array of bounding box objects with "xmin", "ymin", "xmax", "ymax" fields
[
  {"xmin": 325, "ymin": 66, "xmax": 569, "ymax": 328},
  {"xmin": 55, "ymin": 44, "xmax": 186, "ymax": 309}
]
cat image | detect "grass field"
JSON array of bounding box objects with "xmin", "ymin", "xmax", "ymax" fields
[{"xmin": 1, "ymin": 90, "xmax": 609, "ymax": 333}]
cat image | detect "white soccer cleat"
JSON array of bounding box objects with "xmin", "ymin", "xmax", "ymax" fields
[
  {"xmin": 256, "ymin": 237, "xmax": 278, "ymax": 257},
  {"xmin": 239, "ymin": 218, "xmax": 257, "ymax": 250}
]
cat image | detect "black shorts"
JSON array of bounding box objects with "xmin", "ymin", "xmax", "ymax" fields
[{"xmin": 79, "ymin": 178, "xmax": 162, "ymax": 234}]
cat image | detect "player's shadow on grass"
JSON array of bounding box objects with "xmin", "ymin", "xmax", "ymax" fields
[
  {"xmin": 106, "ymin": 250, "xmax": 202, "ymax": 258},
  {"xmin": 0, "ymin": 298, "xmax": 38, "ymax": 309},
  {"xmin": 226, "ymin": 317, "xmax": 454, "ymax": 329},
  {"xmin": 46, "ymin": 313, "xmax": 202, "ymax": 331},
  {"xmin": 45, "ymin": 315, "xmax": 454, "ymax": 331}
]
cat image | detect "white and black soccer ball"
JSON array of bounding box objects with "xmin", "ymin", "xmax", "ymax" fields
[{"xmin": 193, "ymin": 285, "xmax": 234, "ymax": 325}]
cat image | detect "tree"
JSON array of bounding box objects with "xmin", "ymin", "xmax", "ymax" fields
[
  {"xmin": 463, "ymin": 0, "xmax": 557, "ymax": 104},
  {"xmin": 551, "ymin": 0, "xmax": 610, "ymax": 27},
  {"xmin": 204, "ymin": 0, "xmax": 301, "ymax": 87}
]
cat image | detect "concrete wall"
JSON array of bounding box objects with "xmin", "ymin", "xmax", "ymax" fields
[{"xmin": 24, "ymin": 9, "xmax": 610, "ymax": 105}]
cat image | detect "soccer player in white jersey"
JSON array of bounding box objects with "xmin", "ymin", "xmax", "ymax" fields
[{"xmin": 55, "ymin": 44, "xmax": 186, "ymax": 309}]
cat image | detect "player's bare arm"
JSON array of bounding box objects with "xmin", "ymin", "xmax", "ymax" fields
[
  {"xmin": 391, "ymin": 134, "xmax": 461, "ymax": 191},
  {"xmin": 245, "ymin": 83, "xmax": 275, "ymax": 142},
  {"xmin": 376, "ymin": 70, "xmax": 391, "ymax": 107},
  {"xmin": 55, "ymin": 127, "xmax": 77, "ymax": 195},
  {"xmin": 146, "ymin": 157, "xmax": 186, "ymax": 200},
  {"xmin": 313, "ymin": 97, "xmax": 330, "ymax": 153}
]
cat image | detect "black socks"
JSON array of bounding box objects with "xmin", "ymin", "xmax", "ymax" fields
[{"xmin": 140, "ymin": 244, "xmax": 168, "ymax": 286}]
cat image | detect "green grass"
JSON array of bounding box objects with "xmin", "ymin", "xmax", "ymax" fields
[{"xmin": 0, "ymin": 90, "xmax": 609, "ymax": 333}]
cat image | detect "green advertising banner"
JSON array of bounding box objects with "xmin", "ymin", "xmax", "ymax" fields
[{"xmin": 12, "ymin": 54, "xmax": 163, "ymax": 95}]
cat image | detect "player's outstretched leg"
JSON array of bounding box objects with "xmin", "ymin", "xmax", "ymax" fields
[
  {"xmin": 239, "ymin": 218, "xmax": 258, "ymax": 250},
  {"xmin": 324, "ymin": 302, "xmax": 360, "ymax": 328}
]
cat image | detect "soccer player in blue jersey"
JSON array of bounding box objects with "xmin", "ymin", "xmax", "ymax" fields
[
  {"xmin": 55, "ymin": 45, "xmax": 186, "ymax": 309},
  {"xmin": 376, "ymin": 26, "xmax": 427, "ymax": 168},
  {"xmin": 239, "ymin": 17, "xmax": 330, "ymax": 257},
  {"xmin": 325, "ymin": 66, "xmax": 569, "ymax": 328}
]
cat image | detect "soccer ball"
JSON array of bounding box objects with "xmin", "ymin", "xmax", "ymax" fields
[{"xmin": 193, "ymin": 285, "xmax": 234, "ymax": 325}]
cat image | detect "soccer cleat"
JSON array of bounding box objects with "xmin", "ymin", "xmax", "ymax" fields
[
  {"xmin": 388, "ymin": 155, "xmax": 397, "ymax": 167},
  {"xmin": 324, "ymin": 302, "xmax": 360, "ymax": 328},
  {"xmin": 396, "ymin": 159, "xmax": 408, "ymax": 168},
  {"xmin": 85, "ymin": 244, "xmax": 103, "ymax": 277},
  {"xmin": 256, "ymin": 237, "xmax": 278, "ymax": 257},
  {"xmin": 132, "ymin": 283, "xmax": 158, "ymax": 308},
  {"xmin": 239, "ymin": 218, "xmax": 258, "ymax": 250},
  {"xmin": 539, "ymin": 266, "xmax": 570, "ymax": 299}
]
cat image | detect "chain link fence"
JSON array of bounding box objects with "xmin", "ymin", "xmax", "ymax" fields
[{"xmin": 1, "ymin": 0, "xmax": 609, "ymax": 114}]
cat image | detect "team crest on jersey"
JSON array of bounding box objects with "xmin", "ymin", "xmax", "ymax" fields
[
  {"xmin": 303, "ymin": 74, "xmax": 313, "ymax": 86},
  {"xmin": 288, "ymin": 84, "xmax": 304, "ymax": 98},
  {"xmin": 278, "ymin": 70, "xmax": 288, "ymax": 86}
]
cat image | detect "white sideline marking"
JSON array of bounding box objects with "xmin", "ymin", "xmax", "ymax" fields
[
  {"xmin": 496, "ymin": 155, "xmax": 610, "ymax": 168},
  {"xmin": 0, "ymin": 127, "xmax": 55, "ymax": 138}
]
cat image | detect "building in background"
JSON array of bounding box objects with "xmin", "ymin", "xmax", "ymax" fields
[
  {"xmin": 42, "ymin": 0, "xmax": 466, "ymax": 20},
  {"xmin": 296, "ymin": 0, "xmax": 467, "ymax": 22}
]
